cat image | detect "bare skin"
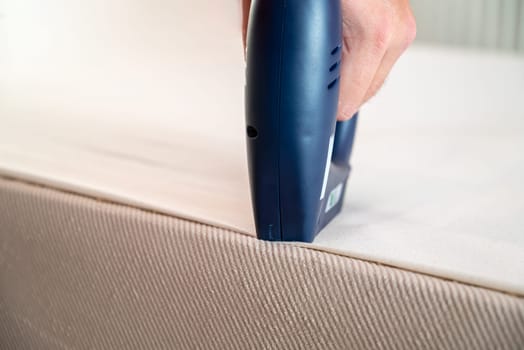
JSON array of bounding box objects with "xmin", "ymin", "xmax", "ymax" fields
[{"xmin": 242, "ymin": 0, "xmax": 416, "ymax": 120}]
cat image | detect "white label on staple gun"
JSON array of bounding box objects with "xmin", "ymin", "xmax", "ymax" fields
[
  {"xmin": 320, "ymin": 134, "xmax": 335, "ymax": 200},
  {"xmin": 325, "ymin": 183, "xmax": 343, "ymax": 213}
]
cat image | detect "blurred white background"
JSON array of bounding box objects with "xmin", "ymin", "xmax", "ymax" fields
[{"xmin": 2, "ymin": 1, "xmax": 524, "ymax": 53}]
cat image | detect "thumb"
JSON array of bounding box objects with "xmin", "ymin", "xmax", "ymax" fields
[{"xmin": 242, "ymin": 0, "xmax": 252, "ymax": 56}]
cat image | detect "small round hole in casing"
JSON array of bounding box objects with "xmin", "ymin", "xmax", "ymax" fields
[{"xmin": 247, "ymin": 126, "xmax": 258, "ymax": 138}]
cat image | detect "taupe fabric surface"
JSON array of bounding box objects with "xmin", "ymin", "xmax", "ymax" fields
[{"xmin": 1, "ymin": 176, "xmax": 523, "ymax": 350}]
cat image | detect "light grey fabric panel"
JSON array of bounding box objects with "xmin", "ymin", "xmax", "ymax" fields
[
  {"xmin": 411, "ymin": 0, "xmax": 524, "ymax": 52},
  {"xmin": 0, "ymin": 177, "xmax": 523, "ymax": 350},
  {"xmin": 520, "ymin": 1, "xmax": 524, "ymax": 50}
]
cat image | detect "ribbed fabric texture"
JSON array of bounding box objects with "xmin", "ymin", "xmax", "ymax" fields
[{"xmin": 0, "ymin": 177, "xmax": 523, "ymax": 350}]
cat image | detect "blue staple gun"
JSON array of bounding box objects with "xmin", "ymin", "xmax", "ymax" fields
[{"xmin": 245, "ymin": 0, "xmax": 358, "ymax": 242}]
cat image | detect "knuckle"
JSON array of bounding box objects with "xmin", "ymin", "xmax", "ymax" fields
[
  {"xmin": 369, "ymin": 12, "xmax": 394, "ymax": 52},
  {"xmin": 401, "ymin": 12, "xmax": 417, "ymax": 49}
]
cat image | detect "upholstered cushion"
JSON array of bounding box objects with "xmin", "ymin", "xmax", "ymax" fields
[{"xmin": 1, "ymin": 0, "xmax": 523, "ymax": 348}]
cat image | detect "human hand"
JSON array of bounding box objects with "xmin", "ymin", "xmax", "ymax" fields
[{"xmin": 242, "ymin": 0, "xmax": 416, "ymax": 120}]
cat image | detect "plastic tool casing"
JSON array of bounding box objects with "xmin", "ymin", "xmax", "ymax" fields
[{"xmin": 245, "ymin": 0, "xmax": 357, "ymax": 242}]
